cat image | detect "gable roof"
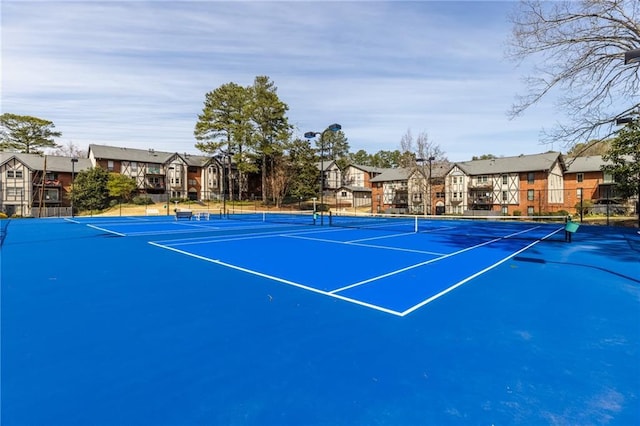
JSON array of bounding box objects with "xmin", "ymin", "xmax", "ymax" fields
[
  {"xmin": 455, "ymin": 152, "xmax": 564, "ymax": 175},
  {"xmin": 0, "ymin": 153, "xmax": 92, "ymax": 172},
  {"xmin": 336, "ymin": 185, "xmax": 372, "ymax": 193},
  {"xmin": 564, "ymin": 155, "xmax": 608, "ymax": 173},
  {"xmin": 346, "ymin": 164, "xmax": 388, "ymax": 174},
  {"xmin": 370, "ymin": 168, "xmax": 411, "ymax": 182},
  {"xmin": 89, "ymin": 144, "xmax": 173, "ymax": 163}
]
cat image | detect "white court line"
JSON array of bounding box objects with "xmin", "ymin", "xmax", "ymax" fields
[
  {"xmin": 328, "ymin": 226, "xmax": 562, "ymax": 295},
  {"xmin": 150, "ymin": 225, "xmax": 565, "ymax": 317},
  {"xmin": 400, "ymin": 239, "xmax": 545, "ymax": 316},
  {"xmin": 282, "ymin": 234, "xmax": 447, "ymax": 256},
  {"xmin": 347, "ymin": 232, "xmax": 416, "ymax": 243},
  {"xmin": 86, "ymin": 224, "xmax": 127, "ymax": 236},
  {"xmin": 148, "ymin": 241, "xmax": 404, "ymax": 316},
  {"xmin": 155, "ymin": 225, "xmax": 353, "ymax": 246},
  {"xmin": 328, "ymin": 236, "xmax": 504, "ymax": 294}
]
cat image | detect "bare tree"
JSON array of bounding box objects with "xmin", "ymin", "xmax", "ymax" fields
[
  {"xmin": 49, "ymin": 140, "xmax": 87, "ymax": 158},
  {"xmin": 507, "ymin": 0, "xmax": 640, "ymax": 149},
  {"xmin": 399, "ymin": 129, "xmax": 448, "ymax": 214}
]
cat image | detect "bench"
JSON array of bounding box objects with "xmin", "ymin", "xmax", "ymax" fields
[
  {"xmin": 175, "ymin": 210, "xmax": 193, "ymax": 221},
  {"xmin": 145, "ymin": 208, "xmax": 160, "ymax": 215}
]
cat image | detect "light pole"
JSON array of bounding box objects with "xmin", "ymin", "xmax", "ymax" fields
[
  {"xmin": 70, "ymin": 157, "xmax": 78, "ymax": 217},
  {"xmin": 166, "ymin": 165, "xmax": 174, "ymax": 216},
  {"xmin": 305, "ymin": 123, "xmax": 342, "ymax": 225},
  {"xmin": 428, "ymin": 156, "xmax": 435, "ymax": 215},
  {"xmin": 220, "ymin": 150, "xmax": 233, "ymax": 216},
  {"xmin": 620, "ymin": 47, "xmax": 640, "ymax": 228}
]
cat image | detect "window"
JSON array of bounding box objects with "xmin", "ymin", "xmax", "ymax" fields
[
  {"xmin": 107, "ymin": 160, "xmax": 114, "ymax": 171},
  {"xmin": 603, "ymin": 172, "xmax": 615, "ymax": 183},
  {"xmin": 478, "ymin": 175, "xmax": 488, "ymax": 184},
  {"xmin": 131, "ymin": 162, "xmax": 137, "ymax": 171},
  {"xmin": 436, "ymin": 192, "xmax": 445, "ymax": 198},
  {"xmin": 7, "ymin": 187, "xmax": 22, "ymax": 197},
  {"xmin": 7, "ymin": 170, "xmax": 14, "ymax": 178},
  {"xmin": 502, "ymin": 175, "xmax": 508, "ymax": 185},
  {"xmin": 576, "ymin": 188, "xmax": 583, "ymax": 199},
  {"xmin": 502, "ymin": 191, "xmax": 508, "ymax": 201},
  {"xmin": 527, "ymin": 189, "xmax": 534, "ymax": 201},
  {"xmin": 527, "ymin": 206, "xmax": 534, "ymax": 215},
  {"xmin": 452, "ymin": 176, "xmax": 457, "ymax": 184},
  {"xmin": 44, "ymin": 189, "xmax": 59, "ymax": 202},
  {"xmin": 502, "ymin": 206, "xmax": 508, "ymax": 215},
  {"xmin": 341, "ymin": 191, "xmax": 347, "ymax": 197},
  {"xmin": 188, "ymin": 179, "xmax": 197, "ymax": 186},
  {"xmin": 576, "ymin": 173, "xmax": 584, "ymax": 183},
  {"xmin": 527, "ymin": 172, "xmax": 535, "ymax": 184},
  {"xmin": 7, "ymin": 170, "xmax": 23, "ymax": 178}
]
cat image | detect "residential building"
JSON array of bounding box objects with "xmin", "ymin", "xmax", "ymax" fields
[
  {"xmin": 564, "ymin": 155, "xmax": 634, "ymax": 214},
  {"xmin": 316, "ymin": 160, "xmax": 342, "ymax": 191},
  {"xmin": 0, "ymin": 152, "xmax": 92, "ymax": 217},
  {"xmin": 370, "ymin": 168, "xmax": 411, "ymax": 213},
  {"xmin": 445, "ymin": 152, "xmax": 566, "ymax": 215}
]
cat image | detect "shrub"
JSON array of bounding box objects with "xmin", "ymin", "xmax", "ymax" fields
[
  {"xmin": 132, "ymin": 195, "xmax": 154, "ymax": 205},
  {"xmin": 0, "ymin": 212, "xmax": 8, "ymax": 219}
]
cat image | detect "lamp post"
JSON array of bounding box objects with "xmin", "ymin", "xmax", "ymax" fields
[
  {"xmin": 620, "ymin": 47, "xmax": 640, "ymax": 228},
  {"xmin": 305, "ymin": 123, "xmax": 342, "ymax": 225},
  {"xmin": 624, "ymin": 48, "xmax": 640, "ymax": 65},
  {"xmin": 428, "ymin": 156, "xmax": 435, "ymax": 215},
  {"xmin": 70, "ymin": 157, "xmax": 78, "ymax": 217},
  {"xmin": 220, "ymin": 150, "xmax": 233, "ymax": 216},
  {"xmin": 166, "ymin": 165, "xmax": 174, "ymax": 216}
]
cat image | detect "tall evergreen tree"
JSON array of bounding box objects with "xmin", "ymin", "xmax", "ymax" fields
[
  {"xmin": 0, "ymin": 113, "xmax": 61, "ymax": 154},
  {"xmin": 194, "ymin": 82, "xmax": 252, "ymax": 201},
  {"xmin": 602, "ymin": 121, "xmax": 640, "ymax": 199},
  {"xmin": 249, "ymin": 76, "xmax": 291, "ymax": 203}
]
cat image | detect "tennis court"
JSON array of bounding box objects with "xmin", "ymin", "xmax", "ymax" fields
[{"xmin": 1, "ymin": 213, "xmax": 639, "ymax": 424}]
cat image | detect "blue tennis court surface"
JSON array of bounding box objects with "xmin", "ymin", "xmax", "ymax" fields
[{"xmin": 2, "ymin": 216, "xmax": 639, "ymax": 424}]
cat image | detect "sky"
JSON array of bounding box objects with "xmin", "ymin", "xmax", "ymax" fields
[{"xmin": 1, "ymin": 0, "xmax": 567, "ymax": 162}]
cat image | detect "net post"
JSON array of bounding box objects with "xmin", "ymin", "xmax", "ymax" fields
[
  {"xmin": 328, "ymin": 211, "xmax": 333, "ymax": 227},
  {"xmin": 414, "ymin": 215, "xmax": 418, "ymax": 233}
]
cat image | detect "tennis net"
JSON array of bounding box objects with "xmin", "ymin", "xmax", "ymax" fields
[
  {"xmin": 328, "ymin": 211, "xmax": 571, "ymax": 242},
  {"xmin": 226, "ymin": 210, "xmax": 317, "ymax": 226}
]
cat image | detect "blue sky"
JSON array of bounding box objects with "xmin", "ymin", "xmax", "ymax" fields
[{"xmin": 2, "ymin": 1, "xmax": 565, "ymax": 161}]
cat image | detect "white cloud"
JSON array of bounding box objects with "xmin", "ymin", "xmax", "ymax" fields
[{"xmin": 2, "ymin": 0, "xmax": 561, "ymax": 161}]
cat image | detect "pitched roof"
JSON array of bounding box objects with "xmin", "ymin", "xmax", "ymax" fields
[
  {"xmin": 336, "ymin": 185, "xmax": 372, "ymax": 193},
  {"xmin": 564, "ymin": 155, "xmax": 608, "ymax": 173},
  {"xmin": 0, "ymin": 153, "xmax": 93, "ymax": 172},
  {"xmin": 455, "ymin": 152, "xmax": 564, "ymax": 175},
  {"xmin": 89, "ymin": 144, "xmax": 173, "ymax": 163},
  {"xmin": 347, "ymin": 164, "xmax": 388, "ymax": 174},
  {"xmin": 370, "ymin": 168, "xmax": 411, "ymax": 182}
]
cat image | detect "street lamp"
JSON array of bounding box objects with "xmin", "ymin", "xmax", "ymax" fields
[
  {"xmin": 166, "ymin": 165, "xmax": 174, "ymax": 216},
  {"xmin": 619, "ymin": 47, "xmax": 640, "ymax": 228},
  {"xmin": 428, "ymin": 156, "xmax": 435, "ymax": 215},
  {"xmin": 70, "ymin": 157, "xmax": 78, "ymax": 217},
  {"xmin": 624, "ymin": 48, "xmax": 640, "ymax": 65},
  {"xmin": 305, "ymin": 123, "xmax": 342, "ymax": 225},
  {"xmin": 220, "ymin": 150, "xmax": 233, "ymax": 216}
]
